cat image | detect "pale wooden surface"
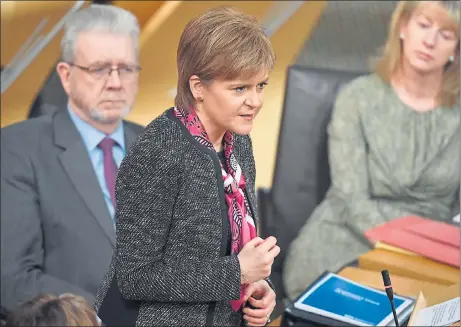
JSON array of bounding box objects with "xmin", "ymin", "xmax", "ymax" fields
[
  {"xmin": 268, "ymin": 316, "xmax": 281, "ymax": 326},
  {"xmin": 269, "ymin": 248, "xmax": 460, "ymax": 327},
  {"xmin": 358, "ymin": 249, "xmax": 459, "ymax": 285}
]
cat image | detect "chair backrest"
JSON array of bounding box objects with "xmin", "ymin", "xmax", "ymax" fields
[
  {"xmin": 261, "ymin": 66, "xmax": 366, "ymax": 274},
  {"xmin": 29, "ymin": 62, "xmax": 67, "ymax": 118}
]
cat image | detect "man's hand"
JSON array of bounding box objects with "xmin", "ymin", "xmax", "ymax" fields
[{"xmin": 242, "ymin": 280, "xmax": 276, "ymax": 326}]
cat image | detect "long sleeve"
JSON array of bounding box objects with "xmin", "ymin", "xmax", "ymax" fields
[
  {"xmin": 114, "ymin": 134, "xmax": 241, "ymax": 303},
  {"xmin": 1, "ymin": 148, "xmax": 94, "ymax": 311},
  {"xmin": 327, "ymin": 83, "xmax": 392, "ymax": 236}
]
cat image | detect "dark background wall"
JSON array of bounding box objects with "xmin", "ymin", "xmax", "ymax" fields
[{"xmin": 295, "ymin": 1, "xmax": 397, "ymax": 72}]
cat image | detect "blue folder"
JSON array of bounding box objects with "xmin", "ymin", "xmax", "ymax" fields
[{"xmin": 286, "ymin": 271, "xmax": 414, "ymax": 326}]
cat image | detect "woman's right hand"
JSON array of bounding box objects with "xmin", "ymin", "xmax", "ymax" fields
[{"xmin": 237, "ymin": 236, "xmax": 280, "ymax": 284}]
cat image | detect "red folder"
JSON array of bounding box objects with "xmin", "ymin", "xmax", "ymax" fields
[
  {"xmin": 403, "ymin": 219, "xmax": 460, "ymax": 248},
  {"xmin": 365, "ymin": 216, "xmax": 460, "ymax": 267}
]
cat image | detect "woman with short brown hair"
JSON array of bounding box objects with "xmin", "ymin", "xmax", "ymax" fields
[{"xmin": 95, "ymin": 6, "xmax": 279, "ymax": 327}]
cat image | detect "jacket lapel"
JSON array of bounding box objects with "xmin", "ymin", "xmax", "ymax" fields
[
  {"xmin": 123, "ymin": 122, "xmax": 139, "ymax": 150},
  {"xmin": 234, "ymin": 139, "xmax": 258, "ymax": 226},
  {"xmin": 53, "ymin": 110, "xmax": 116, "ymax": 246}
]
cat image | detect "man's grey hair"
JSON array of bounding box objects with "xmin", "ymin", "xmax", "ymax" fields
[{"xmin": 61, "ymin": 4, "xmax": 140, "ymax": 63}]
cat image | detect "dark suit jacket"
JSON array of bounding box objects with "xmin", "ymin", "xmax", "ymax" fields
[
  {"xmin": 94, "ymin": 108, "xmax": 259, "ymax": 326},
  {"xmin": 0, "ymin": 109, "xmax": 143, "ymax": 311}
]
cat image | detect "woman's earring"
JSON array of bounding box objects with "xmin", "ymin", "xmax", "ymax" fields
[
  {"xmin": 449, "ymin": 55, "xmax": 455, "ymax": 62},
  {"xmin": 196, "ymin": 96, "xmax": 203, "ymax": 101},
  {"xmin": 400, "ymin": 33, "xmax": 405, "ymax": 40}
]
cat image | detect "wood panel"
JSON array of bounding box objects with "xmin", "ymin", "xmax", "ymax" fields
[
  {"xmin": 250, "ymin": 1, "xmax": 326, "ymax": 188},
  {"xmin": 0, "ymin": 1, "xmax": 162, "ymax": 128},
  {"xmin": 1, "ymin": 1, "xmax": 91, "ymax": 127},
  {"xmin": 112, "ymin": 1, "xmax": 165, "ymax": 28}
]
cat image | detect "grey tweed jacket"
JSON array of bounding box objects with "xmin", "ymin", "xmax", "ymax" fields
[{"xmin": 94, "ymin": 108, "xmax": 258, "ymax": 326}]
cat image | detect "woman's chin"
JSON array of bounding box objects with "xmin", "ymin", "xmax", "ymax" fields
[{"xmin": 231, "ymin": 122, "xmax": 254, "ymax": 135}]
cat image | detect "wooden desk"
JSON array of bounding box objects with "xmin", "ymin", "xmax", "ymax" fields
[
  {"xmin": 269, "ymin": 247, "xmax": 460, "ymax": 327},
  {"xmin": 268, "ymin": 316, "xmax": 281, "ymax": 326}
]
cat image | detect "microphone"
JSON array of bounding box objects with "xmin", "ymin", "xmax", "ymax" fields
[{"xmin": 381, "ymin": 270, "xmax": 399, "ymax": 327}]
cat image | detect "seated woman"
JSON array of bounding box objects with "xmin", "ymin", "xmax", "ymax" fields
[
  {"xmin": 283, "ymin": 0, "xmax": 460, "ymax": 300},
  {"xmin": 5, "ymin": 293, "xmax": 99, "ymax": 326}
]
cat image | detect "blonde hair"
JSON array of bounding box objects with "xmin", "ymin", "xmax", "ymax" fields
[
  {"xmin": 374, "ymin": 0, "xmax": 460, "ymax": 107},
  {"xmin": 5, "ymin": 293, "xmax": 99, "ymax": 326},
  {"xmin": 175, "ymin": 6, "xmax": 275, "ymax": 110}
]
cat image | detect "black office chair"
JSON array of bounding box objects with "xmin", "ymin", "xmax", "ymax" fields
[
  {"xmin": 258, "ymin": 66, "xmax": 366, "ymax": 304},
  {"xmin": 29, "ymin": 61, "xmax": 67, "ymax": 118}
]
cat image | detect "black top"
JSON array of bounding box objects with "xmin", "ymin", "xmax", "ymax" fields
[
  {"xmin": 217, "ymin": 150, "xmax": 226, "ymax": 167},
  {"xmin": 217, "ymin": 150, "xmax": 233, "ymax": 256}
]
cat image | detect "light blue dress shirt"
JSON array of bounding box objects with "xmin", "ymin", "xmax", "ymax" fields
[{"xmin": 67, "ymin": 106, "xmax": 125, "ymax": 224}]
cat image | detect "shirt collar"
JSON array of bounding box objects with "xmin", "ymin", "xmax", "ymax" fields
[{"xmin": 67, "ymin": 105, "xmax": 125, "ymax": 152}]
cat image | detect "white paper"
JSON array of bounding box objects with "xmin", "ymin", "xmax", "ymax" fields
[
  {"xmin": 415, "ymin": 297, "xmax": 460, "ymax": 326},
  {"xmin": 453, "ymin": 214, "xmax": 460, "ymax": 223}
]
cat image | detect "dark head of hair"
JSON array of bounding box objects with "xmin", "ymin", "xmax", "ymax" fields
[{"xmin": 5, "ymin": 293, "xmax": 99, "ymax": 326}]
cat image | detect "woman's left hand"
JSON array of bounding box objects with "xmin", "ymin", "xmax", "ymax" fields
[{"xmin": 242, "ymin": 280, "xmax": 276, "ymax": 326}]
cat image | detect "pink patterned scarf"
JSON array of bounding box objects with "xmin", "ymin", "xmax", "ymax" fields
[{"xmin": 174, "ymin": 106, "xmax": 257, "ymax": 311}]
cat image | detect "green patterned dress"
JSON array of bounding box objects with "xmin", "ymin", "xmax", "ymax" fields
[{"xmin": 283, "ymin": 74, "xmax": 460, "ymax": 300}]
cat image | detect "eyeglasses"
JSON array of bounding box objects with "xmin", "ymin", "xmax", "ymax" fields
[{"xmin": 68, "ymin": 62, "xmax": 141, "ymax": 81}]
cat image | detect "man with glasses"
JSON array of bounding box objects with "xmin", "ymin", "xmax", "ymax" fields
[{"xmin": 1, "ymin": 4, "xmax": 144, "ymax": 311}]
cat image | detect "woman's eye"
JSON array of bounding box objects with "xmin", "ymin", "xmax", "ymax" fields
[
  {"xmin": 418, "ymin": 22, "xmax": 429, "ymax": 28},
  {"xmin": 440, "ymin": 30, "xmax": 455, "ymax": 40}
]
